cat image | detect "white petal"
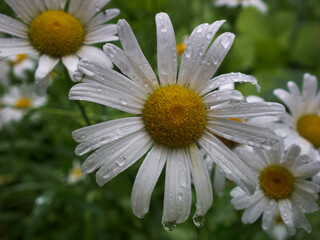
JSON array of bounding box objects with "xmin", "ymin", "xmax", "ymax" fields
[
  {"xmin": 241, "ymin": 191, "xmax": 268, "ymax": 224},
  {"xmin": 230, "ymin": 186, "xmax": 251, "ymax": 210},
  {"xmin": 200, "ymin": 73, "xmax": 259, "ymax": 97},
  {"xmin": 291, "ymin": 190, "xmax": 319, "ymax": 214},
  {"xmin": 69, "ymin": 82, "xmax": 144, "ymax": 114},
  {"xmin": 273, "ymin": 88, "xmax": 299, "ymax": 116},
  {"xmin": 77, "ymin": 46, "xmax": 112, "ymax": 68},
  {"xmin": 73, "ymin": 117, "xmax": 144, "ymax": 155},
  {"xmin": 131, "ymin": 144, "xmax": 167, "ymax": 218},
  {"xmin": 282, "ymin": 144, "xmax": 301, "ymax": 168},
  {"xmin": 178, "ymin": 20, "xmax": 225, "ymax": 87},
  {"xmin": 156, "ymin": 13, "xmax": 177, "ymax": 86},
  {"xmin": 162, "ymin": 148, "xmax": 192, "ymax": 224},
  {"xmin": 293, "ymin": 208, "xmax": 312, "ymax": 233},
  {"xmin": 191, "ymin": 32, "xmax": 235, "ymax": 94},
  {"xmin": 84, "ymin": 24, "xmax": 118, "ymax": 44},
  {"xmin": 207, "ymin": 102, "xmax": 285, "ymax": 118},
  {"xmin": 187, "ymin": 144, "xmax": 213, "ymax": 217},
  {"xmin": 213, "ymin": 166, "xmax": 226, "ymax": 197},
  {"xmin": 199, "ymin": 131, "xmax": 257, "ymax": 195},
  {"xmin": 61, "ymin": 55, "xmax": 79, "ymax": 81},
  {"xmin": 233, "ymin": 145, "xmax": 266, "ymax": 171},
  {"xmin": 302, "ymin": 73, "xmax": 318, "ymax": 108},
  {"xmin": 0, "ymin": 14, "xmax": 28, "ymax": 38},
  {"xmin": 85, "ymin": 9, "xmax": 120, "ymax": 31},
  {"xmin": 206, "ymin": 117, "xmax": 281, "ymax": 150},
  {"xmin": 0, "ymin": 38, "xmax": 37, "ymax": 57},
  {"xmin": 44, "ymin": 0, "xmax": 66, "ymax": 10},
  {"xmin": 117, "ymin": 19, "xmax": 159, "ymax": 89},
  {"xmin": 35, "ymin": 55, "xmax": 59, "ymax": 95},
  {"xmin": 278, "ymin": 199, "xmax": 296, "ymax": 235},
  {"xmin": 103, "ymin": 43, "xmax": 153, "ymax": 93},
  {"xmin": 96, "ymin": 133, "xmax": 152, "ymax": 186},
  {"xmin": 294, "ymin": 160, "xmax": 320, "ymax": 179},
  {"xmin": 5, "ymin": 0, "xmax": 38, "ymax": 23},
  {"xmin": 69, "ymin": 0, "xmax": 110, "ymax": 24},
  {"xmin": 202, "ymin": 89, "xmax": 245, "ymax": 108},
  {"xmin": 261, "ymin": 199, "xmax": 277, "ymax": 231}
]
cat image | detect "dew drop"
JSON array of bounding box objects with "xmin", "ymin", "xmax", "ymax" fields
[
  {"xmin": 177, "ymin": 193, "xmax": 183, "ymax": 201},
  {"xmin": 184, "ymin": 46, "xmax": 192, "ymax": 58},
  {"xmin": 119, "ymin": 98, "xmax": 127, "ymax": 105},
  {"xmin": 163, "ymin": 221, "xmax": 176, "ymax": 231},
  {"xmin": 220, "ymin": 35, "xmax": 233, "ymax": 49},
  {"xmin": 193, "ymin": 215, "xmax": 205, "ymax": 227},
  {"xmin": 196, "ymin": 26, "xmax": 203, "ymax": 33}
]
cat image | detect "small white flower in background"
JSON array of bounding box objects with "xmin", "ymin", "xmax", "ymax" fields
[
  {"xmin": 8, "ymin": 54, "xmax": 36, "ymax": 79},
  {"xmin": 176, "ymin": 35, "xmax": 189, "ymax": 57},
  {"xmin": 69, "ymin": 12, "xmax": 285, "ymax": 229},
  {"xmin": 214, "ymin": 0, "xmax": 268, "ymax": 13},
  {"xmin": 0, "ymin": 84, "xmax": 47, "ymax": 128},
  {"xmin": 0, "ymin": 0, "xmax": 120, "ymax": 95},
  {"xmin": 269, "ymin": 211, "xmax": 289, "ymax": 240},
  {"xmin": 67, "ymin": 160, "xmax": 85, "ymax": 184},
  {"xmin": 272, "ymin": 73, "xmax": 320, "ymax": 155},
  {"xmin": 231, "ymin": 144, "xmax": 320, "ymax": 235}
]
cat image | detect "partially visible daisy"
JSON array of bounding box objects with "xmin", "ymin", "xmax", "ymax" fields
[
  {"xmin": 231, "ymin": 144, "xmax": 320, "ymax": 235},
  {"xmin": 67, "ymin": 160, "xmax": 85, "ymax": 184},
  {"xmin": 0, "ymin": 84, "xmax": 46, "ymax": 127},
  {"xmin": 8, "ymin": 54, "xmax": 36, "ymax": 79},
  {"xmin": 176, "ymin": 35, "xmax": 188, "ymax": 57},
  {"xmin": 214, "ymin": 0, "xmax": 268, "ymax": 13},
  {"xmin": 272, "ymin": 73, "xmax": 320, "ymax": 155},
  {"xmin": 69, "ymin": 13, "xmax": 284, "ymax": 229},
  {"xmin": 269, "ymin": 212, "xmax": 289, "ymax": 240},
  {"xmin": 0, "ymin": 0, "xmax": 119, "ymax": 95}
]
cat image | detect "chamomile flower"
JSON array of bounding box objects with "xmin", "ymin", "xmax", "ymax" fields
[
  {"xmin": 0, "ymin": 84, "xmax": 46, "ymax": 127},
  {"xmin": 8, "ymin": 54, "xmax": 36, "ymax": 79},
  {"xmin": 214, "ymin": 0, "xmax": 268, "ymax": 13},
  {"xmin": 69, "ymin": 13, "xmax": 284, "ymax": 229},
  {"xmin": 0, "ymin": 0, "xmax": 119, "ymax": 95},
  {"xmin": 231, "ymin": 144, "xmax": 320, "ymax": 235},
  {"xmin": 67, "ymin": 160, "xmax": 85, "ymax": 184},
  {"xmin": 272, "ymin": 73, "xmax": 320, "ymax": 154}
]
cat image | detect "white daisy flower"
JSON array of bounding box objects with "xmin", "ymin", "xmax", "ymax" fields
[
  {"xmin": 272, "ymin": 73, "xmax": 320, "ymax": 155},
  {"xmin": 67, "ymin": 160, "xmax": 85, "ymax": 184},
  {"xmin": 8, "ymin": 54, "xmax": 36, "ymax": 79},
  {"xmin": 0, "ymin": 84, "xmax": 47, "ymax": 127},
  {"xmin": 214, "ymin": 0, "xmax": 268, "ymax": 13},
  {"xmin": 231, "ymin": 144, "xmax": 320, "ymax": 235},
  {"xmin": 69, "ymin": 13, "xmax": 285, "ymax": 229},
  {"xmin": 0, "ymin": 0, "xmax": 119, "ymax": 95}
]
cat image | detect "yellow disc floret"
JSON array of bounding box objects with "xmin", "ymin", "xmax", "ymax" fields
[
  {"xmin": 15, "ymin": 97, "xmax": 32, "ymax": 108},
  {"xmin": 28, "ymin": 10, "xmax": 85, "ymax": 57},
  {"xmin": 143, "ymin": 85, "xmax": 206, "ymax": 148},
  {"xmin": 259, "ymin": 165, "xmax": 294, "ymax": 200},
  {"xmin": 297, "ymin": 114, "xmax": 320, "ymax": 148},
  {"xmin": 176, "ymin": 42, "xmax": 187, "ymax": 56}
]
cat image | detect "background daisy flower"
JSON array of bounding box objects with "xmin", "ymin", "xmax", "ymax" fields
[
  {"xmin": 272, "ymin": 73, "xmax": 320, "ymax": 154},
  {"xmin": 0, "ymin": 0, "xmax": 119, "ymax": 95},
  {"xmin": 0, "ymin": 84, "xmax": 47, "ymax": 128},
  {"xmin": 69, "ymin": 13, "xmax": 284, "ymax": 229},
  {"xmin": 8, "ymin": 54, "xmax": 36, "ymax": 80},
  {"xmin": 231, "ymin": 144, "xmax": 320, "ymax": 235},
  {"xmin": 214, "ymin": 0, "xmax": 268, "ymax": 13},
  {"xmin": 67, "ymin": 160, "xmax": 85, "ymax": 184}
]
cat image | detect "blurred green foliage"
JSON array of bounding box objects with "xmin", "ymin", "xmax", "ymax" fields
[{"xmin": 1, "ymin": 0, "xmax": 320, "ymax": 239}]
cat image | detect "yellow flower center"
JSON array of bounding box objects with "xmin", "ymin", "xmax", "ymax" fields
[
  {"xmin": 297, "ymin": 114, "xmax": 320, "ymax": 148},
  {"xmin": 176, "ymin": 42, "xmax": 187, "ymax": 56},
  {"xmin": 70, "ymin": 166, "xmax": 83, "ymax": 178},
  {"xmin": 259, "ymin": 165, "xmax": 294, "ymax": 200},
  {"xmin": 143, "ymin": 85, "xmax": 206, "ymax": 148},
  {"xmin": 11, "ymin": 54, "xmax": 27, "ymax": 65},
  {"xmin": 15, "ymin": 97, "xmax": 32, "ymax": 108},
  {"xmin": 28, "ymin": 10, "xmax": 85, "ymax": 57}
]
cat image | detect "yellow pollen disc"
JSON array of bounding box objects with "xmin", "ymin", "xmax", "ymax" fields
[
  {"xmin": 28, "ymin": 10, "xmax": 85, "ymax": 57},
  {"xmin": 143, "ymin": 85, "xmax": 206, "ymax": 148},
  {"xmin": 297, "ymin": 114, "xmax": 320, "ymax": 148},
  {"xmin": 71, "ymin": 167, "xmax": 83, "ymax": 178},
  {"xmin": 259, "ymin": 165, "xmax": 294, "ymax": 200},
  {"xmin": 176, "ymin": 42, "xmax": 187, "ymax": 56},
  {"xmin": 15, "ymin": 97, "xmax": 32, "ymax": 108}
]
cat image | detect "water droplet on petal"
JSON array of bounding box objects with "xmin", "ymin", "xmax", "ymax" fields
[
  {"xmin": 163, "ymin": 221, "xmax": 176, "ymax": 231},
  {"xmin": 120, "ymin": 98, "xmax": 127, "ymax": 105},
  {"xmin": 193, "ymin": 215, "xmax": 205, "ymax": 227}
]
